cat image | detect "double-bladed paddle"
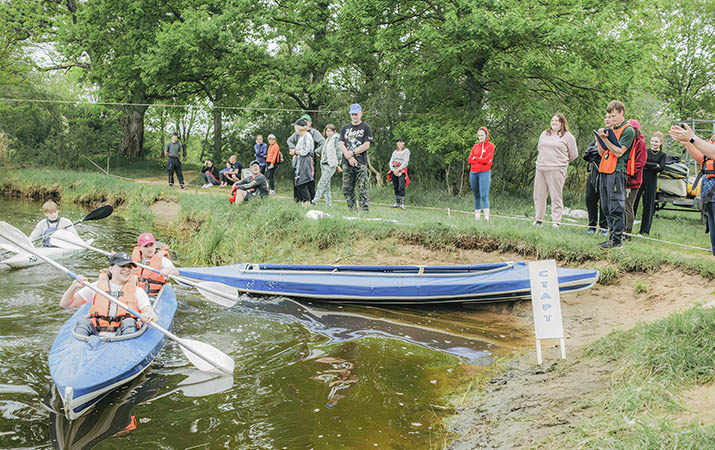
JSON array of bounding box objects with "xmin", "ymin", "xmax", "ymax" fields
[
  {"xmin": 0, "ymin": 221, "xmax": 234, "ymax": 375},
  {"xmin": 49, "ymin": 230, "xmax": 237, "ymax": 308},
  {"xmin": 31, "ymin": 205, "xmax": 114, "ymax": 244}
]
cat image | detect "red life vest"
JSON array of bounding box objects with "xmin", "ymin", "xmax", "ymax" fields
[
  {"xmin": 89, "ymin": 272, "xmax": 140, "ymax": 331},
  {"xmin": 131, "ymin": 246, "xmax": 170, "ymax": 297},
  {"xmin": 598, "ymin": 122, "xmax": 634, "ymax": 174}
]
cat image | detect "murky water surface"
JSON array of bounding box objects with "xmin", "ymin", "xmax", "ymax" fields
[{"xmin": 0, "ymin": 197, "xmax": 530, "ymax": 449}]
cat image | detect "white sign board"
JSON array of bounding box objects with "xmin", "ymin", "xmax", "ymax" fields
[{"xmin": 528, "ymin": 260, "xmax": 566, "ymax": 363}]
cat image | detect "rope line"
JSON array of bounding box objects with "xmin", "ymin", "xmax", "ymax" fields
[
  {"xmin": 81, "ymin": 158, "xmax": 712, "ymax": 253},
  {"xmin": 2, "ymin": 97, "xmax": 347, "ymax": 115}
]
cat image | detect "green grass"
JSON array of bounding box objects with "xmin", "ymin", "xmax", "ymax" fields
[
  {"xmin": 1, "ymin": 167, "xmax": 714, "ymax": 282},
  {"xmin": 547, "ymin": 307, "xmax": 715, "ymax": 448}
]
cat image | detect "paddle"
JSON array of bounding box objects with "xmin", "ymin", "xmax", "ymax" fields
[
  {"xmin": 49, "ymin": 230, "xmax": 237, "ymax": 308},
  {"xmin": 0, "ymin": 222, "xmax": 234, "ymax": 375},
  {"xmin": 31, "ymin": 205, "xmax": 114, "ymax": 244}
]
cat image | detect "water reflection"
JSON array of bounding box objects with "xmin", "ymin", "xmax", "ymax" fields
[
  {"xmin": 48, "ymin": 372, "xmax": 165, "ymax": 450},
  {"xmin": 310, "ymin": 357, "xmax": 359, "ymax": 408},
  {"xmin": 234, "ymin": 297, "xmax": 529, "ymax": 364}
]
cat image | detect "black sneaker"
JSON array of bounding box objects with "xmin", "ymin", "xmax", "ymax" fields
[
  {"xmin": 599, "ymin": 240, "xmax": 622, "ymax": 249},
  {"xmin": 623, "ymin": 235, "xmax": 632, "ymax": 242},
  {"xmin": 180, "ymin": 185, "xmax": 186, "ymax": 190}
]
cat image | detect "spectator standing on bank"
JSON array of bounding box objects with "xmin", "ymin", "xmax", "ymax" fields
[
  {"xmin": 623, "ymin": 119, "xmax": 647, "ymax": 239},
  {"xmin": 533, "ymin": 113, "xmax": 578, "ymax": 228},
  {"xmin": 339, "ymin": 104, "xmax": 374, "ymax": 212},
  {"xmin": 291, "ymin": 119, "xmax": 315, "ymax": 205},
  {"xmin": 467, "ymin": 127, "xmax": 495, "ymax": 221},
  {"xmin": 164, "ymin": 133, "xmax": 186, "ymax": 189},
  {"xmin": 254, "ymin": 134, "xmax": 268, "ymax": 174},
  {"xmin": 635, "ymin": 132, "xmax": 667, "ymax": 235},
  {"xmin": 596, "ymin": 100, "xmax": 635, "ymax": 249},
  {"xmin": 265, "ymin": 134, "xmax": 281, "ymax": 195},
  {"xmin": 583, "ymin": 113, "xmax": 610, "ymax": 235},
  {"xmin": 287, "ymin": 114, "xmax": 325, "ymax": 200},
  {"xmin": 387, "ymin": 138, "xmax": 411, "ymax": 210},
  {"xmin": 669, "ymin": 125, "xmax": 715, "ymax": 255},
  {"xmin": 313, "ymin": 124, "xmax": 342, "ymax": 206}
]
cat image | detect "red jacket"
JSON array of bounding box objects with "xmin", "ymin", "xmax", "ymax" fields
[
  {"xmin": 626, "ymin": 134, "xmax": 647, "ymax": 189},
  {"xmin": 467, "ymin": 127, "xmax": 495, "ymax": 173}
]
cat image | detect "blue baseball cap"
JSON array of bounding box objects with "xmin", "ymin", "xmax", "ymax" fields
[{"xmin": 349, "ymin": 103, "xmax": 362, "ymax": 114}]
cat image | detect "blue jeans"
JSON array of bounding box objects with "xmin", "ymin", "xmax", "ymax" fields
[
  {"xmin": 706, "ymin": 202, "xmax": 715, "ymax": 256},
  {"xmin": 469, "ymin": 171, "xmax": 491, "ymax": 210}
]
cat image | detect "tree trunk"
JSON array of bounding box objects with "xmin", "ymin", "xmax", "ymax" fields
[
  {"xmin": 458, "ymin": 159, "xmax": 466, "ymax": 195},
  {"xmin": 117, "ymin": 105, "xmax": 147, "ymax": 160},
  {"xmin": 211, "ymin": 86, "xmax": 224, "ymax": 162},
  {"xmin": 445, "ymin": 164, "xmax": 452, "ymax": 195},
  {"xmin": 212, "ymin": 108, "xmax": 222, "ymax": 163},
  {"xmin": 367, "ymin": 159, "xmax": 383, "ymax": 187}
]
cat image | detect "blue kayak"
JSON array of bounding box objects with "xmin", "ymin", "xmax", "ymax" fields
[
  {"xmin": 49, "ymin": 286, "xmax": 177, "ymax": 420},
  {"xmin": 179, "ymin": 262, "xmax": 599, "ymax": 304}
]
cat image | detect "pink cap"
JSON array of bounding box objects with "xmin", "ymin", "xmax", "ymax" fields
[
  {"xmin": 628, "ymin": 119, "xmax": 641, "ymax": 130},
  {"xmin": 137, "ymin": 232, "xmax": 156, "ymax": 247}
]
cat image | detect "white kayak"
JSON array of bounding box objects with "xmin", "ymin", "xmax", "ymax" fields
[{"xmin": 3, "ymin": 239, "xmax": 94, "ymax": 268}]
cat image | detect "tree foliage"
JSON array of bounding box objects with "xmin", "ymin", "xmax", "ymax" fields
[{"xmin": 0, "ymin": 0, "xmax": 712, "ymax": 191}]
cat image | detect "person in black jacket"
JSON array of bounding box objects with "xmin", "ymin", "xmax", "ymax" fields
[
  {"xmin": 583, "ymin": 113, "xmax": 609, "ymax": 235},
  {"xmin": 201, "ymin": 159, "xmax": 221, "ymax": 188},
  {"xmin": 635, "ymin": 132, "xmax": 667, "ymax": 235}
]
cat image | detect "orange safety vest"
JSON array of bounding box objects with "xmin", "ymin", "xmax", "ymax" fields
[
  {"xmin": 89, "ymin": 272, "xmax": 140, "ymax": 331},
  {"xmin": 131, "ymin": 246, "xmax": 170, "ymax": 297},
  {"xmin": 598, "ymin": 122, "xmax": 634, "ymax": 175}
]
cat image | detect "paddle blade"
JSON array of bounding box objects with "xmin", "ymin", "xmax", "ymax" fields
[
  {"xmin": 176, "ymin": 371, "xmax": 234, "ymax": 397},
  {"xmin": 178, "ymin": 338, "xmax": 235, "ymax": 375},
  {"xmin": 0, "ymin": 222, "xmax": 33, "ymax": 252},
  {"xmin": 49, "ymin": 229, "xmax": 85, "ymax": 249},
  {"xmin": 83, "ymin": 205, "xmax": 113, "ymax": 222},
  {"xmin": 196, "ymin": 282, "xmax": 237, "ymax": 307}
]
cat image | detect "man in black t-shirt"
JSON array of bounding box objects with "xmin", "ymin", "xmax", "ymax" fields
[{"xmin": 339, "ymin": 103, "xmax": 374, "ymax": 212}]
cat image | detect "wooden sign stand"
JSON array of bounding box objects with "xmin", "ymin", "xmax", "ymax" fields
[{"xmin": 528, "ymin": 260, "xmax": 566, "ymax": 365}]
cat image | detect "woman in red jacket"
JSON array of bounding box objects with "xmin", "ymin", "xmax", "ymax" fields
[
  {"xmin": 467, "ymin": 127, "xmax": 495, "ymax": 220},
  {"xmin": 624, "ymin": 119, "xmax": 648, "ymax": 239}
]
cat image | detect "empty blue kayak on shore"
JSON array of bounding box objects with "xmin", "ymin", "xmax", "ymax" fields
[
  {"xmin": 180, "ymin": 262, "xmax": 598, "ymax": 304},
  {"xmin": 48, "ymin": 286, "xmax": 177, "ymax": 420}
]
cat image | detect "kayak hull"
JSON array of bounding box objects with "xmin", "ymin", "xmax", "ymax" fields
[
  {"xmin": 179, "ymin": 262, "xmax": 599, "ymax": 304},
  {"xmin": 4, "ymin": 239, "xmax": 94, "ymax": 268},
  {"xmin": 48, "ymin": 286, "xmax": 177, "ymax": 420}
]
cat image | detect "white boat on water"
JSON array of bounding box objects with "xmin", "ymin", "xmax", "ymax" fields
[{"xmin": 2, "ymin": 238, "xmax": 94, "ymax": 268}]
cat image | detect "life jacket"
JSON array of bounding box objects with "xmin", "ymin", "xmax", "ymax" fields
[
  {"xmin": 89, "ymin": 271, "xmax": 140, "ymax": 332},
  {"xmin": 598, "ymin": 122, "xmax": 634, "ymax": 174},
  {"xmin": 42, "ymin": 218, "xmax": 60, "ymax": 247},
  {"xmin": 702, "ymin": 157, "xmax": 715, "ymax": 179},
  {"xmin": 131, "ymin": 246, "xmax": 170, "ymax": 297}
]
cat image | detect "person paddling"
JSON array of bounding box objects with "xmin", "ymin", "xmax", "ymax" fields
[
  {"xmin": 131, "ymin": 233, "xmax": 179, "ymax": 297},
  {"xmin": 28, "ymin": 200, "xmax": 79, "ymax": 247},
  {"xmin": 60, "ymin": 252, "xmax": 158, "ymax": 336}
]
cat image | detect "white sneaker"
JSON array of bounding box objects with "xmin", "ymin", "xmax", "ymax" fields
[
  {"xmin": 270, "ymin": 190, "xmax": 276, "ymax": 195},
  {"xmin": 552, "ymin": 223, "xmax": 560, "ymax": 229},
  {"xmin": 532, "ymin": 221, "xmax": 542, "ymax": 226}
]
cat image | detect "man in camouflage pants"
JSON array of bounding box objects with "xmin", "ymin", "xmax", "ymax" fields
[{"xmin": 339, "ymin": 103, "xmax": 374, "ymax": 212}]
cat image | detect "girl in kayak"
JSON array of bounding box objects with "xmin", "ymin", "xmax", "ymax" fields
[
  {"xmin": 131, "ymin": 233, "xmax": 179, "ymax": 297},
  {"xmin": 60, "ymin": 252, "xmax": 158, "ymax": 336},
  {"xmin": 28, "ymin": 200, "xmax": 79, "ymax": 247}
]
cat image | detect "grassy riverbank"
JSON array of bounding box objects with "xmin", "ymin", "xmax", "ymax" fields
[
  {"xmin": 556, "ymin": 307, "xmax": 715, "ymax": 448},
  {"xmin": 1, "ymin": 168, "xmax": 713, "ymax": 280},
  {"xmin": 2, "ymin": 167, "xmax": 714, "ymax": 448}
]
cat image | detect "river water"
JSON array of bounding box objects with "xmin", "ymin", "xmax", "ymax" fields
[{"xmin": 0, "ymin": 197, "xmax": 530, "ymax": 449}]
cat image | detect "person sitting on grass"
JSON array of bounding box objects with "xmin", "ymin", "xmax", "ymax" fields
[
  {"xmin": 230, "ymin": 160, "xmax": 269, "ymax": 205},
  {"xmin": 29, "ymin": 200, "xmax": 80, "ymax": 247},
  {"xmin": 220, "ymin": 155, "xmax": 242, "ymax": 186},
  {"xmin": 201, "ymin": 159, "xmax": 221, "ymax": 188},
  {"xmin": 60, "ymin": 252, "xmax": 158, "ymax": 337}
]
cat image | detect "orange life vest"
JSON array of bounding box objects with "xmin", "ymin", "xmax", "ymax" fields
[
  {"xmin": 131, "ymin": 246, "xmax": 170, "ymax": 297},
  {"xmin": 598, "ymin": 122, "xmax": 634, "ymax": 175},
  {"xmin": 89, "ymin": 272, "xmax": 140, "ymax": 331},
  {"xmin": 701, "ymin": 157, "xmax": 715, "ymax": 179}
]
